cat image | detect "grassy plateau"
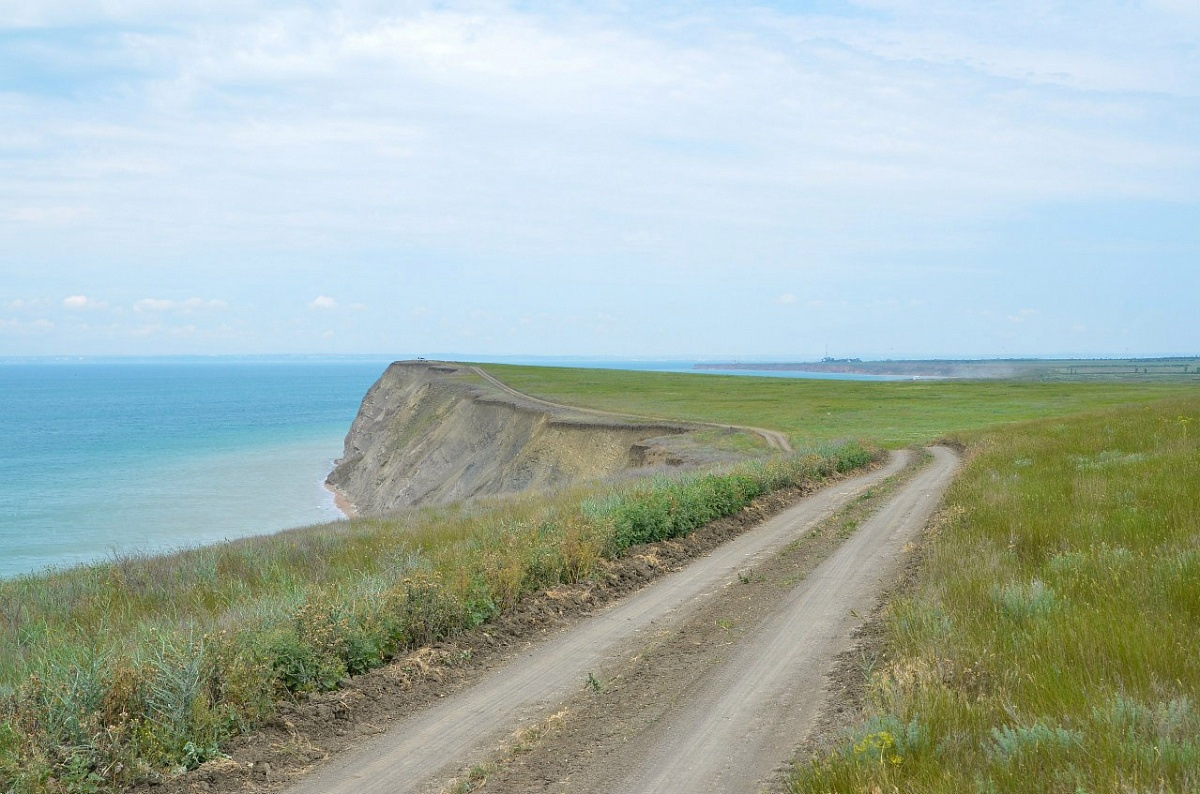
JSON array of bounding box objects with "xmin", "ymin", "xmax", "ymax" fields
[
  {"xmin": 478, "ymin": 364, "xmax": 1192, "ymax": 447},
  {"xmin": 1, "ymin": 364, "xmax": 1195, "ymax": 792}
]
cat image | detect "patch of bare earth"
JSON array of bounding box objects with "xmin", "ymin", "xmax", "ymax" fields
[{"xmin": 130, "ymin": 468, "xmax": 877, "ymax": 794}]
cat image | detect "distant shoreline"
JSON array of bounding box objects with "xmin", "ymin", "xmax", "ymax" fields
[{"xmin": 695, "ymin": 356, "xmax": 1200, "ymax": 381}]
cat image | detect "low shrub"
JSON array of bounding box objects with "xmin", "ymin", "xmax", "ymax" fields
[{"xmin": 601, "ymin": 441, "xmax": 873, "ymax": 554}]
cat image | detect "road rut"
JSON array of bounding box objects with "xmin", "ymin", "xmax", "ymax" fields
[{"xmin": 285, "ymin": 452, "xmax": 916, "ymax": 794}]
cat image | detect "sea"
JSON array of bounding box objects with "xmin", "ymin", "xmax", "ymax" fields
[{"xmin": 0, "ymin": 356, "xmax": 897, "ymax": 580}]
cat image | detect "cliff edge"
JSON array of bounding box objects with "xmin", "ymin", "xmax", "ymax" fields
[{"xmin": 327, "ymin": 361, "xmax": 697, "ymax": 515}]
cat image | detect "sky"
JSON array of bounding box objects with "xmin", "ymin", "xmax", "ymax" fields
[{"xmin": 1, "ymin": 0, "xmax": 1197, "ymax": 359}]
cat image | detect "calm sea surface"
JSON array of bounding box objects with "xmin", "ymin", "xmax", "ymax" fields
[
  {"xmin": 0, "ymin": 356, "xmax": 897, "ymax": 579},
  {"xmin": 0, "ymin": 358, "xmax": 392, "ymax": 579}
]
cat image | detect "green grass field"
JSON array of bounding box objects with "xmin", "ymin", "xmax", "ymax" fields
[
  {"xmin": 790, "ymin": 395, "xmax": 1200, "ymax": 793},
  {"xmin": 478, "ymin": 364, "xmax": 1194, "ymax": 447}
]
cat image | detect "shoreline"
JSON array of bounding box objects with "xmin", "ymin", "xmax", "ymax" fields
[{"xmin": 324, "ymin": 481, "xmax": 359, "ymax": 519}]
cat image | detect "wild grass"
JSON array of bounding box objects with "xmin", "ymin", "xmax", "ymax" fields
[
  {"xmin": 0, "ymin": 441, "xmax": 874, "ymax": 792},
  {"xmin": 789, "ymin": 396, "xmax": 1200, "ymax": 793},
  {"xmin": 478, "ymin": 364, "xmax": 1193, "ymax": 447}
]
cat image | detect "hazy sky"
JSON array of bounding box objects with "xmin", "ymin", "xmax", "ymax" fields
[{"xmin": 2, "ymin": 1, "xmax": 1197, "ymax": 359}]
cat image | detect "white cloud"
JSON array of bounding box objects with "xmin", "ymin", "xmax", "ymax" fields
[
  {"xmin": 307, "ymin": 295, "xmax": 338, "ymax": 310},
  {"xmin": 4, "ymin": 298, "xmax": 50, "ymax": 311},
  {"xmin": 0, "ymin": 317, "xmax": 55, "ymax": 334},
  {"xmin": 2, "ymin": 0, "xmax": 1193, "ymax": 268},
  {"xmin": 62, "ymin": 295, "xmax": 108, "ymax": 310},
  {"xmin": 134, "ymin": 297, "xmax": 228, "ymax": 313},
  {"xmin": 1008, "ymin": 309, "xmax": 1038, "ymax": 324},
  {"xmin": 0, "ymin": 2, "xmax": 1195, "ymax": 358},
  {"xmin": 134, "ymin": 298, "xmax": 176, "ymax": 312}
]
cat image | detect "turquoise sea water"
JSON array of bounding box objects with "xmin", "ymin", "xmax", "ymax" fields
[
  {"xmin": 0, "ymin": 356, "xmax": 897, "ymax": 580},
  {"xmin": 0, "ymin": 358, "xmax": 392, "ymax": 579}
]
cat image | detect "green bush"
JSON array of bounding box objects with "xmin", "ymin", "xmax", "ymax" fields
[
  {"xmin": 265, "ymin": 629, "xmax": 342, "ymax": 694},
  {"xmin": 599, "ymin": 445, "xmax": 875, "ymax": 555}
]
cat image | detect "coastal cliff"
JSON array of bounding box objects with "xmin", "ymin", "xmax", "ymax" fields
[{"xmin": 327, "ymin": 361, "xmax": 695, "ymax": 515}]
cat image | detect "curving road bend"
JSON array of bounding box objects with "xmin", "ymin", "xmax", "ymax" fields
[{"xmin": 469, "ymin": 365, "xmax": 794, "ymax": 453}]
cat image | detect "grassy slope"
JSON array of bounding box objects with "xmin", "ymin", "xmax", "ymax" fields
[
  {"xmin": 0, "ymin": 431, "xmax": 871, "ymax": 791},
  {"xmin": 790, "ymin": 395, "xmax": 1200, "ymax": 793},
  {"xmin": 478, "ymin": 365, "xmax": 1193, "ymax": 447}
]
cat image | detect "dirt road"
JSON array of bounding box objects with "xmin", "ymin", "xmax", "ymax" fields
[
  {"xmin": 470, "ymin": 365, "xmax": 794, "ymax": 452},
  {"xmin": 583, "ymin": 445, "xmax": 959, "ymax": 793},
  {"xmin": 286, "ymin": 447, "xmax": 958, "ymax": 794}
]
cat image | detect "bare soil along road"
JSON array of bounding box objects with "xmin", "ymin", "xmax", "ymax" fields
[
  {"xmin": 601, "ymin": 445, "xmax": 960, "ymax": 794},
  {"xmin": 284, "ymin": 452, "xmax": 911, "ymax": 794}
]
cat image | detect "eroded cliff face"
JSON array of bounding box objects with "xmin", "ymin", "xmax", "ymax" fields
[{"xmin": 327, "ymin": 362, "xmax": 693, "ymax": 515}]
